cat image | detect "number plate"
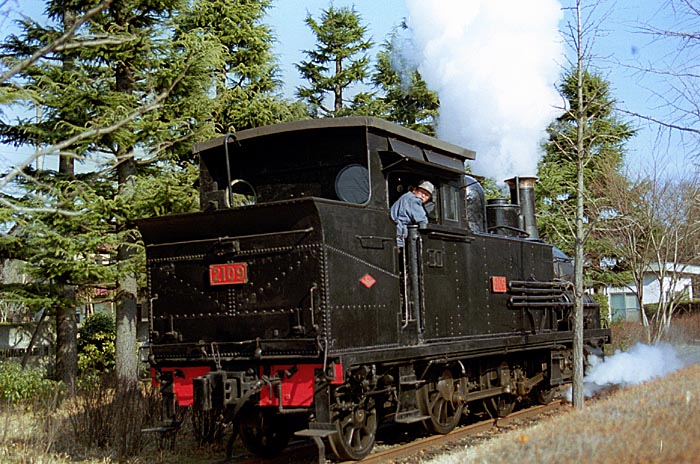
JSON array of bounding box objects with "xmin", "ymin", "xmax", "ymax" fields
[{"xmin": 209, "ymin": 263, "xmax": 248, "ymax": 286}]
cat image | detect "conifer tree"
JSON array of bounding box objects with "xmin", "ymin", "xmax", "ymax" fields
[
  {"xmin": 178, "ymin": 0, "xmax": 305, "ymax": 132},
  {"xmin": 370, "ymin": 34, "xmax": 439, "ymax": 135},
  {"xmin": 0, "ymin": 1, "xmax": 116, "ymax": 388},
  {"xmin": 296, "ymin": 5, "xmax": 373, "ymax": 117},
  {"xmin": 537, "ymin": 69, "xmax": 635, "ymax": 287},
  {"xmin": 0, "ymin": 0, "xmax": 222, "ymax": 382}
]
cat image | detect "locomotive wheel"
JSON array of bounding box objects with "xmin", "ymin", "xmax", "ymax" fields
[
  {"xmin": 418, "ymin": 369, "xmax": 463, "ymax": 434},
  {"xmin": 484, "ymin": 394, "xmax": 516, "ymax": 418},
  {"xmin": 238, "ymin": 407, "xmax": 291, "ymax": 458},
  {"xmin": 328, "ymin": 396, "xmax": 378, "ymax": 460}
]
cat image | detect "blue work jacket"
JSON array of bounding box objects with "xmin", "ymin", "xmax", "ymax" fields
[{"xmin": 390, "ymin": 191, "xmax": 428, "ymax": 247}]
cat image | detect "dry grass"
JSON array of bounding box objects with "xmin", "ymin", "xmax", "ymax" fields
[
  {"xmin": 0, "ymin": 378, "xmax": 224, "ymax": 464},
  {"xmin": 610, "ymin": 312, "xmax": 700, "ymax": 352},
  {"xmin": 427, "ymin": 363, "xmax": 700, "ymax": 464}
]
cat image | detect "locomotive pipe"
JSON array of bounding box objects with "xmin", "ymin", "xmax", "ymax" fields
[
  {"xmin": 275, "ymin": 381, "xmax": 310, "ymax": 414},
  {"xmin": 223, "ymin": 133, "xmax": 234, "ymax": 208},
  {"xmin": 406, "ymin": 226, "xmax": 423, "ymax": 334},
  {"xmin": 505, "ymin": 176, "xmax": 539, "ymax": 239}
]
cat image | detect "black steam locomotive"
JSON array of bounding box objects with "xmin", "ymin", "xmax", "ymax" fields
[{"xmin": 137, "ymin": 117, "xmax": 610, "ymax": 461}]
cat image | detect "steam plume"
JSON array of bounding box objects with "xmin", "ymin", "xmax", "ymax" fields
[
  {"xmin": 402, "ymin": 0, "xmax": 564, "ymax": 182},
  {"xmin": 567, "ymin": 342, "xmax": 687, "ymax": 400}
]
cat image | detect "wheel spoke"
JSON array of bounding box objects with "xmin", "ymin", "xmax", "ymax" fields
[
  {"xmin": 350, "ymin": 428, "xmax": 362, "ymax": 448},
  {"xmin": 329, "ymin": 396, "xmax": 377, "ymax": 461},
  {"xmin": 484, "ymin": 394, "xmax": 516, "ymax": 418},
  {"xmin": 418, "ymin": 369, "xmax": 463, "ymax": 434},
  {"xmin": 436, "ymin": 398, "xmax": 447, "ymax": 423}
]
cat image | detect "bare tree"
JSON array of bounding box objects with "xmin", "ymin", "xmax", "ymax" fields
[
  {"xmin": 556, "ymin": 0, "xmax": 617, "ymax": 409},
  {"xmin": 621, "ymin": 0, "xmax": 700, "ymax": 154},
  {"xmin": 596, "ymin": 165, "xmax": 700, "ymax": 342}
]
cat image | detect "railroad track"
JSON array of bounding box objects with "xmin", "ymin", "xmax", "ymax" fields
[
  {"xmin": 355, "ymin": 402, "xmax": 565, "ymax": 464},
  {"xmin": 231, "ymin": 401, "xmax": 567, "ymax": 464}
]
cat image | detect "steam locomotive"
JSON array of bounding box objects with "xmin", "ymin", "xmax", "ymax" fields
[{"xmin": 137, "ymin": 117, "xmax": 610, "ymax": 461}]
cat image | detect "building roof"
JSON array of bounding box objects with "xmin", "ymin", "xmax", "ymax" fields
[{"xmin": 647, "ymin": 262, "xmax": 700, "ymax": 275}]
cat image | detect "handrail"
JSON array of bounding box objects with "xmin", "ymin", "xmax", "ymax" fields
[{"xmin": 145, "ymin": 226, "xmax": 314, "ymax": 248}]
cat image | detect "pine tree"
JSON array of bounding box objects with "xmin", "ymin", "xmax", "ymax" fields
[
  {"xmin": 537, "ymin": 69, "xmax": 635, "ymax": 287},
  {"xmin": 370, "ymin": 33, "xmax": 439, "ymax": 135},
  {"xmin": 178, "ymin": 0, "xmax": 305, "ymax": 132},
  {"xmin": 296, "ymin": 5, "xmax": 373, "ymax": 117}
]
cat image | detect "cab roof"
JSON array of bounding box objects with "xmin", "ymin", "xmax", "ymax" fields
[{"xmin": 192, "ymin": 117, "xmax": 476, "ymax": 163}]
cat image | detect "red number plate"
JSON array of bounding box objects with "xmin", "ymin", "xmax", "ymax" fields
[{"xmin": 209, "ymin": 263, "xmax": 248, "ymax": 286}]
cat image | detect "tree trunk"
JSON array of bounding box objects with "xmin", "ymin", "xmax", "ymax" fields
[
  {"xmin": 334, "ymin": 57, "xmax": 343, "ymax": 113},
  {"xmin": 115, "ymin": 247, "xmax": 138, "ymax": 382},
  {"xmin": 21, "ymin": 310, "xmax": 47, "ymax": 369},
  {"xmin": 572, "ymin": 157, "xmax": 585, "ymax": 409},
  {"xmin": 55, "ymin": 285, "xmax": 78, "ymax": 393},
  {"xmin": 114, "ymin": 52, "xmax": 138, "ymax": 382},
  {"xmin": 115, "ymin": 152, "xmax": 138, "ymax": 382},
  {"xmin": 54, "ymin": 9, "xmax": 79, "ymax": 393},
  {"xmin": 571, "ymin": 0, "xmax": 585, "ymax": 410}
]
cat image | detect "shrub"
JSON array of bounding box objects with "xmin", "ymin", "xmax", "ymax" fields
[
  {"xmin": 666, "ymin": 312, "xmax": 700, "ymax": 344},
  {"xmin": 591, "ymin": 293, "xmax": 610, "ymax": 322},
  {"xmin": 0, "ymin": 361, "xmax": 61, "ymax": 407},
  {"xmin": 66, "ymin": 376, "xmax": 160, "ymax": 459},
  {"xmin": 77, "ymin": 313, "xmax": 116, "ymax": 389},
  {"xmin": 609, "ymin": 320, "xmax": 646, "ymax": 352}
]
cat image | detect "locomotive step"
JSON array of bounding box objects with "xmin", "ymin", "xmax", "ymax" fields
[{"xmin": 295, "ymin": 426, "xmax": 338, "ymax": 464}]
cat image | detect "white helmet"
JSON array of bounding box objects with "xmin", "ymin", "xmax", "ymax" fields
[{"xmin": 417, "ymin": 181, "xmax": 435, "ymax": 197}]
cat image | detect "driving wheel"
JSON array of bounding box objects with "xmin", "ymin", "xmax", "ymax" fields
[
  {"xmin": 418, "ymin": 369, "xmax": 463, "ymax": 434},
  {"xmin": 484, "ymin": 394, "xmax": 516, "ymax": 418},
  {"xmin": 328, "ymin": 396, "xmax": 378, "ymax": 460}
]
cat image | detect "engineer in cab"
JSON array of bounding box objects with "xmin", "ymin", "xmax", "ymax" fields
[{"xmin": 390, "ymin": 180, "xmax": 435, "ymax": 247}]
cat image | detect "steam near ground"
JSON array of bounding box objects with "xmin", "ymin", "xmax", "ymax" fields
[
  {"xmin": 564, "ymin": 342, "xmax": 698, "ymax": 401},
  {"xmin": 400, "ymin": 0, "xmax": 564, "ymax": 183}
]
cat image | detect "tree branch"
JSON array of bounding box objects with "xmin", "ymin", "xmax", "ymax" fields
[{"xmin": 0, "ymin": 0, "xmax": 112, "ymax": 85}]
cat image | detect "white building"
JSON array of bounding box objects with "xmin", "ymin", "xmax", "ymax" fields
[{"xmin": 604, "ymin": 263, "xmax": 700, "ymax": 321}]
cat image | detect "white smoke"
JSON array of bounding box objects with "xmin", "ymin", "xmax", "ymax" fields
[
  {"xmin": 565, "ymin": 342, "xmax": 687, "ymax": 400},
  {"xmin": 389, "ymin": 32, "xmax": 421, "ymax": 95},
  {"xmin": 401, "ymin": 0, "xmax": 564, "ymax": 182}
]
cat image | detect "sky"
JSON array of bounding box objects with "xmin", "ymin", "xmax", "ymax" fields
[
  {"xmin": 1, "ymin": 0, "xmax": 696, "ymax": 183},
  {"xmin": 267, "ymin": 0, "xmax": 695, "ymax": 183}
]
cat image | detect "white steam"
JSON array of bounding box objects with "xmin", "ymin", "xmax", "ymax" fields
[
  {"xmin": 401, "ymin": 0, "xmax": 564, "ymax": 182},
  {"xmin": 566, "ymin": 342, "xmax": 687, "ymax": 400}
]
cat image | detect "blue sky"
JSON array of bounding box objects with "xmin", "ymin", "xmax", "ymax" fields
[
  {"xmin": 1, "ymin": 0, "xmax": 695, "ymax": 179},
  {"xmin": 267, "ymin": 0, "xmax": 408, "ymax": 96}
]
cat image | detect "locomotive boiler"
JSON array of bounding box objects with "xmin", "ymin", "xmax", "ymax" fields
[{"xmin": 136, "ymin": 117, "xmax": 610, "ymax": 461}]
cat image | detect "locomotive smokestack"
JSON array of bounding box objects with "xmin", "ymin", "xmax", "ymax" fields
[{"xmin": 505, "ymin": 176, "xmax": 539, "ymax": 239}]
